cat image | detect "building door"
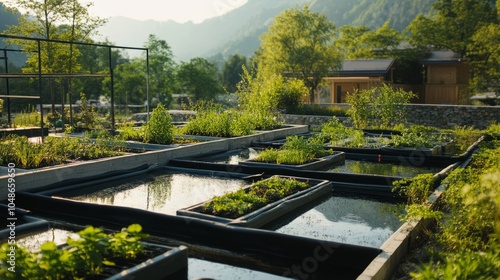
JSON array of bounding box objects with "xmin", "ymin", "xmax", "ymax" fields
[{"xmin": 336, "ymin": 85, "xmax": 342, "ymax": 103}]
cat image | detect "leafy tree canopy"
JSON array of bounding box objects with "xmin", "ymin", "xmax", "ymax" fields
[
  {"xmin": 144, "ymin": 34, "xmax": 176, "ymax": 107},
  {"xmin": 177, "ymin": 57, "xmax": 223, "ymax": 101},
  {"xmin": 336, "ymin": 21, "xmax": 403, "ymax": 59},
  {"xmin": 256, "ymin": 5, "xmax": 342, "ymax": 103}
]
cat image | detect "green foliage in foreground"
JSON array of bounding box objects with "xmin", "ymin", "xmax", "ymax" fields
[
  {"xmin": 254, "ymin": 135, "xmax": 330, "ymax": 165},
  {"xmin": 0, "ymin": 224, "xmax": 149, "ymax": 280},
  {"xmin": 397, "ymin": 140, "xmax": 500, "ymax": 279},
  {"xmin": 202, "ymin": 176, "xmax": 309, "ymax": 219},
  {"xmin": 0, "ymin": 135, "xmax": 125, "ymax": 169}
]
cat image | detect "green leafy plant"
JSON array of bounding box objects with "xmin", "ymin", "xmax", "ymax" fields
[
  {"xmin": 202, "ymin": 176, "xmax": 309, "ymax": 218},
  {"xmin": 346, "ymin": 83, "xmax": 415, "ymax": 129},
  {"xmin": 77, "ymin": 93, "xmax": 97, "ymax": 129},
  {"xmin": 13, "ymin": 105, "xmax": 41, "ymax": 127},
  {"xmin": 402, "ymin": 140, "xmax": 500, "ymax": 278},
  {"xmin": 142, "ymin": 103, "xmax": 174, "ymax": 144},
  {"xmin": 254, "ymin": 135, "xmax": 330, "ymax": 164},
  {"xmin": 0, "ymin": 135, "xmax": 125, "ymax": 169},
  {"xmin": 181, "ymin": 101, "xmax": 253, "ymax": 137},
  {"xmin": 117, "ymin": 123, "xmax": 143, "ymax": 141},
  {"xmin": 0, "ymin": 224, "xmax": 149, "ymax": 280},
  {"xmin": 109, "ymin": 224, "xmax": 149, "ymax": 260},
  {"xmin": 393, "ymin": 173, "xmax": 437, "ymax": 205},
  {"xmin": 447, "ymin": 126, "xmax": 483, "ymax": 155}
]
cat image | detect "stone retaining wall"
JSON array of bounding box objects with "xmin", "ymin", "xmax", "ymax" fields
[{"xmin": 281, "ymin": 104, "xmax": 500, "ymax": 129}]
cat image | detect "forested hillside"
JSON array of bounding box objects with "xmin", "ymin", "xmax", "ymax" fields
[{"xmin": 1, "ymin": 0, "xmax": 436, "ymax": 61}]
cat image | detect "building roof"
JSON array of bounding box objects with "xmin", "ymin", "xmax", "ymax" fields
[
  {"xmin": 331, "ymin": 59, "xmax": 395, "ymax": 76},
  {"xmin": 421, "ymin": 50, "xmax": 465, "ymax": 64}
]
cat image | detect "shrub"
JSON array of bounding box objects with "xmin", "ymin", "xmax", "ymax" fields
[
  {"xmin": 181, "ymin": 104, "xmax": 254, "ymax": 137},
  {"xmin": 346, "ymin": 83, "xmax": 415, "ymax": 129},
  {"xmin": 142, "ymin": 103, "xmax": 174, "ymax": 144},
  {"xmin": 76, "ymin": 93, "xmax": 97, "ymax": 129}
]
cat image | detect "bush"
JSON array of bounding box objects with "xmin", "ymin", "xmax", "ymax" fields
[
  {"xmin": 346, "ymin": 83, "xmax": 415, "ymax": 129},
  {"xmin": 181, "ymin": 102, "xmax": 254, "ymax": 137},
  {"xmin": 142, "ymin": 103, "xmax": 174, "ymax": 144}
]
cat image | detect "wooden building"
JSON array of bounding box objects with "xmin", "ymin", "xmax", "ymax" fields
[
  {"xmin": 318, "ymin": 59, "xmax": 395, "ymax": 104},
  {"xmin": 316, "ymin": 51, "xmax": 470, "ymax": 105},
  {"xmin": 421, "ymin": 50, "xmax": 470, "ymax": 104}
]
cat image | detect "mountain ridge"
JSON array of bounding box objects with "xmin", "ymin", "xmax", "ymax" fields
[{"xmin": 1, "ymin": 0, "xmax": 436, "ymax": 62}]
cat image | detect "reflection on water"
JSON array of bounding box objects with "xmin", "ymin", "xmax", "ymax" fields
[
  {"xmin": 17, "ymin": 228, "xmax": 78, "ymax": 252},
  {"xmin": 198, "ymin": 148, "xmax": 260, "ymax": 164},
  {"xmin": 270, "ymin": 195, "xmax": 403, "ymax": 248},
  {"xmin": 189, "ymin": 258, "xmax": 287, "ymax": 280},
  {"xmin": 67, "ymin": 172, "xmax": 246, "ymax": 215},
  {"xmin": 328, "ymin": 159, "xmax": 442, "ymax": 177}
]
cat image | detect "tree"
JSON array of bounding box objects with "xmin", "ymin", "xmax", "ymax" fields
[
  {"xmin": 103, "ymin": 59, "xmax": 146, "ymax": 116},
  {"xmin": 222, "ymin": 54, "xmax": 247, "ymax": 93},
  {"xmin": 336, "ymin": 22, "xmax": 403, "ymax": 59},
  {"xmin": 73, "ymin": 40, "xmax": 127, "ymax": 101},
  {"xmin": 145, "ymin": 34, "xmax": 176, "ymax": 108},
  {"xmin": 177, "ymin": 57, "xmax": 222, "ymax": 101},
  {"xmin": 256, "ymin": 5, "xmax": 342, "ymax": 103},
  {"xmin": 5, "ymin": 0, "xmax": 105, "ymax": 119},
  {"xmin": 406, "ymin": 0, "xmax": 497, "ymax": 58},
  {"xmin": 406, "ymin": 0, "xmax": 499, "ymax": 92}
]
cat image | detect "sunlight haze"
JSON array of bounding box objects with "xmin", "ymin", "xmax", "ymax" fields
[{"xmin": 85, "ymin": 0, "xmax": 248, "ymax": 23}]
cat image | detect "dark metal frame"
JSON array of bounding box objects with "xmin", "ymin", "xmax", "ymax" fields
[{"xmin": 0, "ymin": 34, "xmax": 150, "ymax": 138}]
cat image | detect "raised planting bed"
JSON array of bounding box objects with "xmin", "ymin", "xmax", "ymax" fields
[
  {"xmin": 0, "ymin": 223, "xmax": 188, "ymax": 280},
  {"xmin": 239, "ymin": 151, "xmax": 345, "ymax": 170},
  {"xmin": 326, "ymin": 159, "xmax": 445, "ymax": 178},
  {"xmin": 0, "ymin": 127, "xmax": 48, "ymax": 138},
  {"xmin": 380, "ymin": 140, "xmax": 455, "ymax": 156},
  {"xmin": 177, "ymin": 175, "xmax": 333, "ymax": 228}
]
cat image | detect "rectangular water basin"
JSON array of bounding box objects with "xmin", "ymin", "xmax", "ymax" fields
[
  {"xmin": 264, "ymin": 194, "xmax": 404, "ymax": 248},
  {"xmin": 54, "ymin": 169, "xmax": 248, "ymax": 216},
  {"xmin": 325, "ymin": 159, "xmax": 444, "ymax": 177}
]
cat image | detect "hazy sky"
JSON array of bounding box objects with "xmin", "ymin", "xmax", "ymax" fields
[{"xmin": 85, "ymin": 0, "xmax": 248, "ymax": 23}]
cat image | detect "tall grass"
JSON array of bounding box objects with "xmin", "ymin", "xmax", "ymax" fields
[
  {"xmin": 0, "ymin": 135, "xmax": 124, "ymax": 169},
  {"xmin": 254, "ymin": 135, "xmax": 330, "ymax": 164},
  {"xmin": 13, "ymin": 105, "xmax": 42, "ymax": 127}
]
